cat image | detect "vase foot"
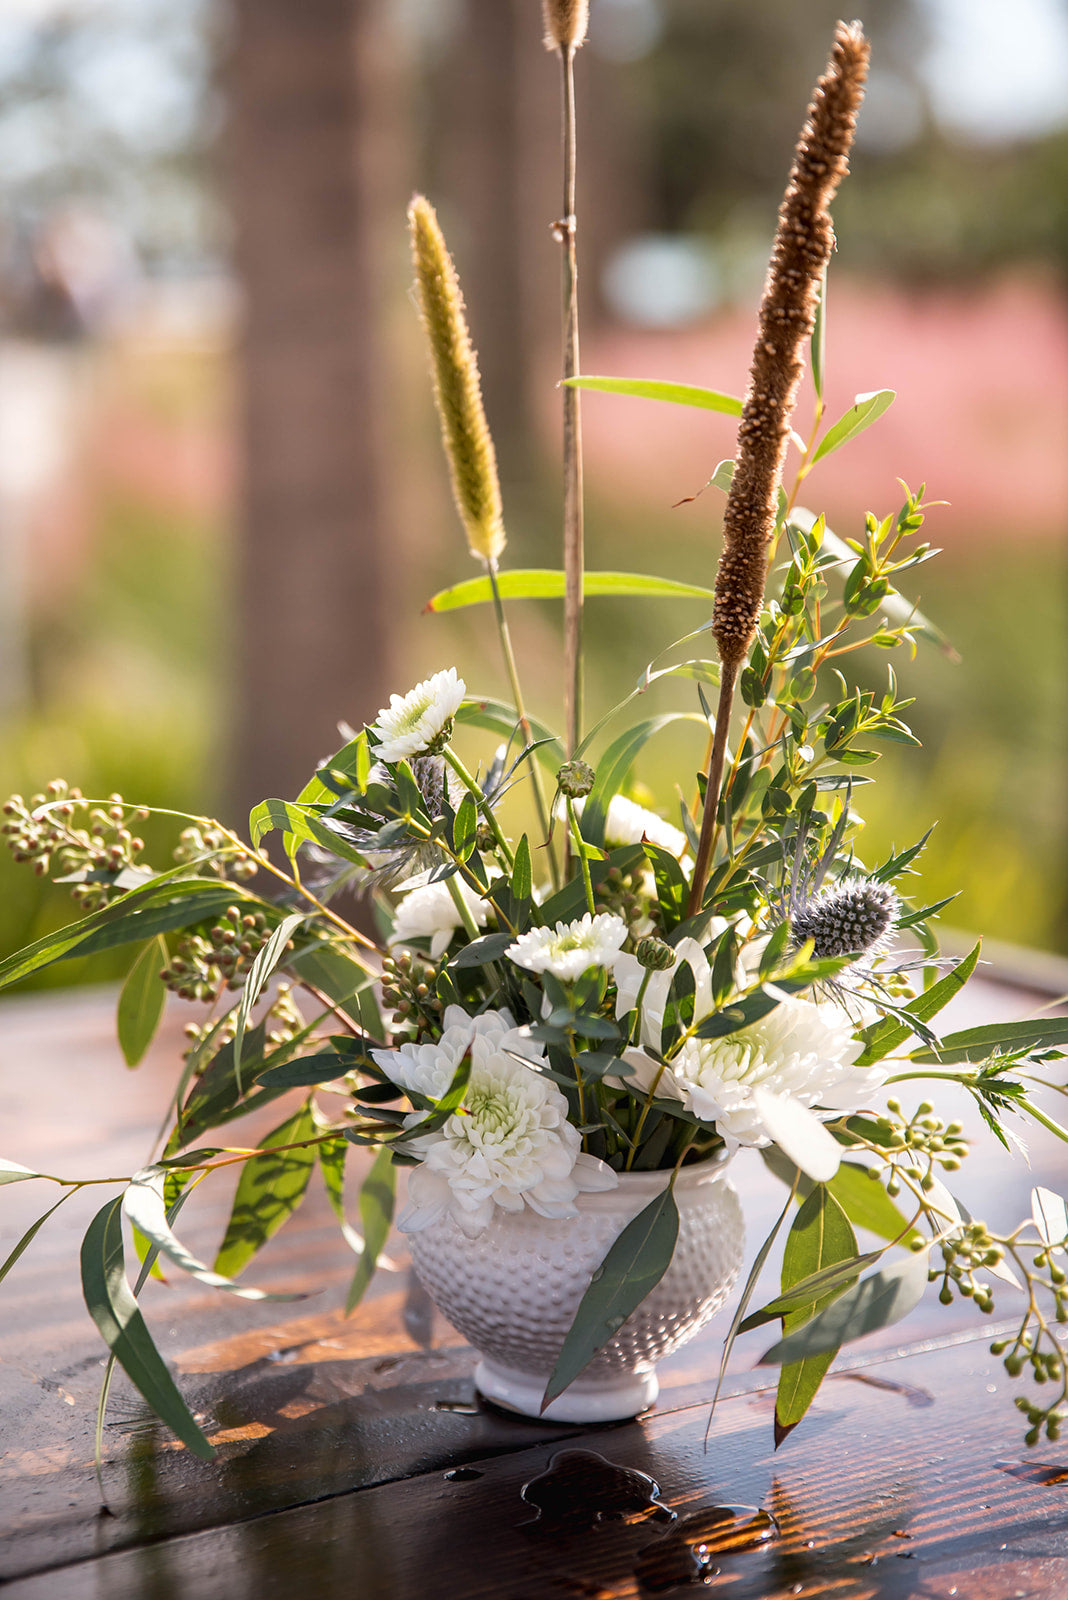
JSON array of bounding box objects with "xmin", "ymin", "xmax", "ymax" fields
[{"xmin": 474, "ymin": 1358, "xmax": 658, "ymax": 1424}]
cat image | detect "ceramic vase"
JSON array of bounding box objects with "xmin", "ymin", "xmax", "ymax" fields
[{"xmin": 406, "ymin": 1151, "xmax": 745, "ymax": 1423}]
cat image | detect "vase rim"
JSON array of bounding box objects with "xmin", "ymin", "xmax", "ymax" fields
[{"xmin": 583, "ymin": 1144, "xmax": 733, "ymax": 1200}]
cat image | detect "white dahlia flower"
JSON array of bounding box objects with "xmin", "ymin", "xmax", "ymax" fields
[
  {"xmin": 506, "ymin": 912, "xmax": 628, "ymax": 982},
  {"xmin": 372, "ymin": 1006, "xmax": 615, "ymax": 1236},
  {"xmin": 389, "ymin": 870, "xmax": 488, "ymax": 958},
  {"xmin": 373, "ymin": 669, "xmax": 466, "ymax": 764}
]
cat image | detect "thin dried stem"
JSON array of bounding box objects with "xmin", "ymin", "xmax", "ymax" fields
[{"xmin": 556, "ymin": 45, "xmax": 584, "ymax": 762}]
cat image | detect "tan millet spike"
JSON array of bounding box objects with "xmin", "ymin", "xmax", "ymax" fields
[
  {"xmin": 408, "ymin": 195, "xmax": 505, "ymax": 564},
  {"xmin": 542, "ymin": 0, "xmax": 589, "ymax": 52}
]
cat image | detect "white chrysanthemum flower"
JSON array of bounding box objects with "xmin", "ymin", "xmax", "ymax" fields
[
  {"xmin": 389, "ymin": 870, "xmax": 488, "ymax": 959},
  {"xmin": 671, "ymin": 992, "xmax": 883, "ymax": 1180},
  {"xmin": 601, "ymin": 794, "xmax": 689, "ymax": 859},
  {"xmin": 371, "ymin": 1006, "xmax": 615, "ymax": 1236},
  {"xmin": 373, "ymin": 669, "xmax": 466, "ymax": 764},
  {"xmin": 506, "ymin": 912, "xmax": 628, "ymax": 982}
]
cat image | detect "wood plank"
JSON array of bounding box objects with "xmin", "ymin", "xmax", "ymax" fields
[
  {"xmin": 2, "ymin": 979, "xmax": 1066, "ymax": 1588},
  {"xmin": 4, "ymin": 1334, "xmax": 1068, "ymax": 1598}
]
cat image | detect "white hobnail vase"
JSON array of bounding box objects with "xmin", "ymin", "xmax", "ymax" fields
[{"xmin": 406, "ymin": 1151, "xmax": 745, "ymax": 1423}]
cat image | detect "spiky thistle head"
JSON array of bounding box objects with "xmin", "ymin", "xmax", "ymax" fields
[
  {"xmin": 712, "ymin": 22, "xmax": 870, "ymax": 668},
  {"xmin": 791, "ymin": 879, "xmax": 899, "ymax": 961},
  {"xmin": 542, "ymin": 0, "xmax": 589, "ymax": 52},
  {"xmin": 408, "ymin": 195, "xmax": 505, "ymax": 564}
]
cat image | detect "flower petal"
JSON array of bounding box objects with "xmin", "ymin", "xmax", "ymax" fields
[{"xmin": 751, "ymin": 1087, "xmax": 842, "ymax": 1182}]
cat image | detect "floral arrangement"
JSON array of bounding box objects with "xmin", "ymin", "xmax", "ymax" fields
[{"xmin": 3, "ymin": 12, "xmax": 1068, "ymax": 1464}]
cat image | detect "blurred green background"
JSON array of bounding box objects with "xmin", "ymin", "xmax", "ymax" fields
[{"xmin": 0, "ymin": 0, "xmax": 1064, "ymax": 987}]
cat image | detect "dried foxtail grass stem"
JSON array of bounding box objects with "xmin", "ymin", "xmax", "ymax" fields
[
  {"xmin": 409, "ymin": 194, "xmax": 556, "ymax": 871},
  {"xmin": 542, "ymin": 0, "xmax": 589, "ymax": 52},
  {"xmin": 408, "ymin": 195, "xmax": 505, "ymax": 564},
  {"xmin": 687, "ymin": 23, "xmax": 870, "ymax": 917}
]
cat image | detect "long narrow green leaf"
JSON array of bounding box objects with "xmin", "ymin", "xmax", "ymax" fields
[
  {"xmin": 80, "ymin": 1197, "xmax": 214, "ymax": 1460},
  {"xmin": 249, "ymin": 799, "xmax": 366, "ymax": 866},
  {"xmin": 319, "ymin": 1138, "xmax": 364, "ymax": 1254},
  {"xmin": 0, "ymin": 1191, "xmax": 72, "ymax": 1284},
  {"xmin": 810, "ymin": 389, "xmax": 895, "ymax": 465},
  {"xmin": 123, "ymin": 1167, "xmax": 306, "ymax": 1300},
  {"xmin": 232, "ymin": 912, "xmax": 307, "ymax": 1088},
  {"xmin": 542, "ymin": 1187, "xmax": 679, "ymax": 1410},
  {"xmin": 117, "ymin": 936, "xmax": 169, "ymax": 1068},
  {"xmin": 564, "ymin": 374, "xmax": 742, "ymax": 415},
  {"xmin": 0, "ymin": 869, "xmax": 258, "ymax": 991},
  {"xmin": 854, "ymin": 942, "xmax": 980, "ymax": 1067},
  {"xmin": 758, "ymin": 1251, "xmax": 929, "ymax": 1367},
  {"xmin": 454, "ymin": 697, "xmax": 565, "ymax": 771},
  {"xmin": 345, "ymin": 1147, "xmax": 396, "ymax": 1313},
  {"xmin": 909, "ymin": 1016, "xmax": 1068, "ymax": 1066},
  {"xmin": 0, "ymin": 1158, "xmax": 40, "ymax": 1185},
  {"xmin": 775, "ymin": 1186, "xmax": 858, "ymax": 1441},
  {"xmin": 425, "ymin": 569, "xmax": 717, "ymax": 614},
  {"xmin": 214, "ymin": 1105, "xmax": 318, "ymax": 1279},
  {"xmin": 580, "ymin": 714, "xmax": 705, "ymax": 847}
]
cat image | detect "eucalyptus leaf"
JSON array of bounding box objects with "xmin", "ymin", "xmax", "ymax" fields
[
  {"xmin": 81, "ymin": 1197, "xmax": 214, "ymax": 1460},
  {"xmin": 214, "ymin": 1105, "xmax": 318, "ymax": 1279},
  {"xmin": 542, "ymin": 1186, "xmax": 679, "ymax": 1410},
  {"xmin": 346, "ymin": 1147, "xmax": 396, "ymax": 1312},
  {"xmin": 0, "ymin": 1192, "xmax": 72, "ymax": 1284},
  {"xmin": 232, "ymin": 913, "xmax": 307, "ymax": 1089},
  {"xmin": 0, "ymin": 1158, "xmax": 40, "ymax": 1185},
  {"xmin": 854, "ymin": 943, "xmax": 980, "ymax": 1067},
  {"xmin": 117, "ymin": 936, "xmax": 168, "ymax": 1068},
  {"xmin": 775, "ymin": 1186, "xmax": 858, "ymax": 1440},
  {"xmin": 123, "ymin": 1167, "xmax": 305, "ymax": 1300},
  {"xmin": 759, "ymin": 1250, "xmax": 930, "ymax": 1366}
]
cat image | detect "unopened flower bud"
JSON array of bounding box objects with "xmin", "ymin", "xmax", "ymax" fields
[
  {"xmin": 557, "ymin": 759, "xmax": 595, "ymax": 798},
  {"xmin": 635, "ymin": 936, "xmax": 676, "ymax": 972}
]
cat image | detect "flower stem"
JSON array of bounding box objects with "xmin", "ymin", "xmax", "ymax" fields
[
  {"xmin": 557, "ymin": 43, "xmax": 584, "ymax": 760},
  {"xmin": 486, "ymin": 557, "xmax": 558, "ymax": 888},
  {"xmin": 443, "ymin": 749, "xmax": 514, "ymax": 870},
  {"xmin": 686, "ymin": 658, "xmax": 739, "ymax": 916},
  {"xmin": 446, "ymin": 871, "xmax": 480, "ymax": 941},
  {"xmin": 567, "ymin": 797, "xmax": 596, "ymax": 915}
]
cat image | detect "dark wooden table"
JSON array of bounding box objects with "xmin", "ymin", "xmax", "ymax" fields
[{"xmin": 2, "ymin": 974, "xmax": 1068, "ymax": 1598}]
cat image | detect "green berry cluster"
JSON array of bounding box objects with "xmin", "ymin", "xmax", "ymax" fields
[
  {"xmin": 595, "ymin": 863, "xmax": 656, "ymax": 942},
  {"xmin": 2, "ymin": 783, "xmax": 150, "ymax": 910},
  {"xmin": 161, "ymin": 908, "xmax": 281, "ymax": 1001},
  {"xmin": 381, "ymin": 949, "xmax": 443, "ymax": 1036},
  {"xmin": 931, "ymin": 1222, "xmax": 999, "ymax": 1312},
  {"xmin": 174, "ymin": 824, "xmax": 259, "ymax": 883},
  {"xmin": 879, "ymin": 1100, "xmax": 969, "ymax": 1191}
]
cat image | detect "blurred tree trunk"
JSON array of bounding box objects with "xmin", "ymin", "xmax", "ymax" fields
[{"xmin": 227, "ymin": 0, "xmax": 401, "ymax": 823}]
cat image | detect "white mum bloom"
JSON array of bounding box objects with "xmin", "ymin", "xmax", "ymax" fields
[
  {"xmin": 506, "ymin": 912, "xmax": 628, "ymax": 982},
  {"xmin": 373, "ymin": 669, "xmax": 466, "ymax": 764},
  {"xmin": 601, "ymin": 794, "xmax": 689, "ymax": 859},
  {"xmin": 371, "ymin": 1006, "xmax": 615, "ymax": 1236},
  {"xmin": 389, "ymin": 870, "xmax": 488, "ymax": 959},
  {"xmin": 672, "ymin": 992, "xmax": 883, "ymax": 1181}
]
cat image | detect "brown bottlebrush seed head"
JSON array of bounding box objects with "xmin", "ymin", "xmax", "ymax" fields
[
  {"xmin": 407, "ymin": 194, "xmax": 505, "ymax": 564},
  {"xmin": 712, "ymin": 22, "xmax": 870, "ymax": 668},
  {"xmin": 542, "ymin": 0, "xmax": 589, "ymax": 51}
]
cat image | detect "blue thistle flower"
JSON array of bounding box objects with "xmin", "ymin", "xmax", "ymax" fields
[{"xmin": 790, "ymin": 879, "xmax": 899, "ymax": 960}]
